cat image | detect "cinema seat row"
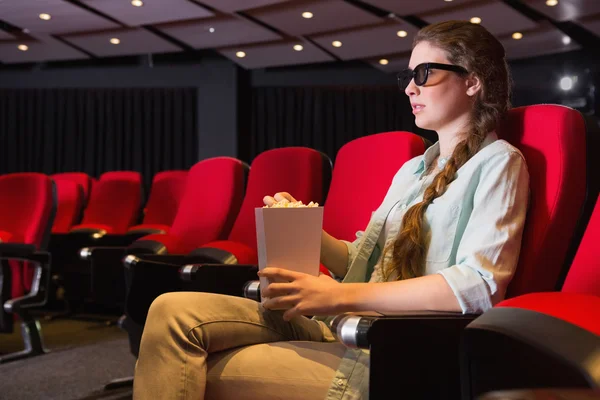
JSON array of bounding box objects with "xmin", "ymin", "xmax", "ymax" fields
[{"xmin": 0, "ymin": 104, "xmax": 598, "ymax": 399}]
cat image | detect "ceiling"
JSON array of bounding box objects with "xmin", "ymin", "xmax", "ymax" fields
[{"xmin": 0, "ymin": 0, "xmax": 598, "ymax": 72}]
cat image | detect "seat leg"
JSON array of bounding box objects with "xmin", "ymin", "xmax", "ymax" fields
[
  {"xmin": 104, "ymin": 376, "xmax": 134, "ymax": 391},
  {"xmin": 0, "ymin": 318, "xmax": 48, "ymax": 363}
]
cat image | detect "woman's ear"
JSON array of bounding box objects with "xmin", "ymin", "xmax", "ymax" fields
[{"xmin": 465, "ymin": 74, "xmax": 482, "ymax": 97}]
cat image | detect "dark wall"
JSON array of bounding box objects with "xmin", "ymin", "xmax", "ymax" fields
[
  {"xmin": 0, "ymin": 48, "xmax": 598, "ymax": 165},
  {"xmin": 0, "ymin": 55, "xmax": 240, "ymax": 161}
]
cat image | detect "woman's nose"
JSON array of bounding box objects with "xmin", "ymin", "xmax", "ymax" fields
[{"xmin": 404, "ymin": 79, "xmax": 419, "ymax": 97}]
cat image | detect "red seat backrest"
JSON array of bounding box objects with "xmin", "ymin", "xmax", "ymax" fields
[
  {"xmin": 165, "ymin": 157, "xmax": 247, "ymax": 251},
  {"xmin": 52, "ymin": 172, "xmax": 92, "ymax": 205},
  {"xmin": 51, "ymin": 179, "xmax": 84, "ymax": 234},
  {"xmin": 76, "ymin": 171, "xmax": 142, "ymax": 234},
  {"xmin": 561, "ymin": 196, "xmax": 600, "ymax": 296},
  {"xmin": 227, "ymin": 147, "xmax": 331, "ymax": 249},
  {"xmin": 499, "ymin": 105, "xmax": 588, "ymax": 297},
  {"xmin": 0, "ymin": 173, "xmax": 55, "ymax": 298},
  {"xmin": 142, "ymin": 170, "xmax": 188, "ymax": 226},
  {"xmin": 323, "ymin": 131, "xmax": 427, "ymax": 242},
  {"xmin": 100, "ymin": 171, "xmax": 142, "ymax": 184}
]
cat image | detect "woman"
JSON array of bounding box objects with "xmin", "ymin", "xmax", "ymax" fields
[{"xmin": 133, "ymin": 20, "xmax": 530, "ymax": 400}]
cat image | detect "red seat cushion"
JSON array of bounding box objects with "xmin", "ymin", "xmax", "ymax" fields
[
  {"xmin": 0, "ymin": 231, "xmax": 13, "ymax": 242},
  {"xmin": 127, "ymin": 224, "xmax": 171, "ymax": 234},
  {"xmin": 497, "ymin": 292, "xmax": 600, "ymax": 336},
  {"xmin": 70, "ymin": 223, "xmax": 115, "ymax": 234}
]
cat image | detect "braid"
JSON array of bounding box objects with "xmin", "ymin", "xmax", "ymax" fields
[{"xmin": 381, "ymin": 130, "xmax": 486, "ymax": 281}]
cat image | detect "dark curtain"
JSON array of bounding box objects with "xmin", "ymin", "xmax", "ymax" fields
[
  {"xmin": 248, "ymin": 86, "xmax": 435, "ymax": 163},
  {"xmin": 0, "ymin": 88, "xmax": 198, "ymax": 189}
]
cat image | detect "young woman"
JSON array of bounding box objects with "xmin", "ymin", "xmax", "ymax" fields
[{"xmin": 133, "ymin": 20, "xmax": 530, "ymax": 400}]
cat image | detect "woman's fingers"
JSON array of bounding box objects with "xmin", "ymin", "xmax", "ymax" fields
[
  {"xmin": 263, "ymin": 195, "xmax": 276, "ymax": 206},
  {"xmin": 263, "ymin": 192, "xmax": 296, "ymax": 206},
  {"xmin": 258, "ymin": 267, "xmax": 303, "ymax": 282},
  {"xmin": 274, "ymin": 192, "xmax": 296, "ymax": 203},
  {"xmin": 263, "ymin": 295, "xmax": 299, "ymax": 311},
  {"xmin": 282, "ymin": 307, "xmax": 301, "ymax": 321},
  {"xmin": 262, "ymin": 282, "xmax": 294, "ymax": 298}
]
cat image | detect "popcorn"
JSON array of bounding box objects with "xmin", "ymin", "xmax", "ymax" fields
[{"xmin": 264, "ymin": 200, "xmax": 319, "ymax": 208}]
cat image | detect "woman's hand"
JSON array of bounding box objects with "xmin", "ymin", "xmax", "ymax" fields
[
  {"xmin": 259, "ymin": 267, "xmax": 349, "ymax": 321},
  {"xmin": 263, "ymin": 192, "xmax": 296, "ymax": 207}
]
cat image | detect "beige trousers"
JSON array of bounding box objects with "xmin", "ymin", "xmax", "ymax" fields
[{"xmin": 133, "ymin": 292, "xmax": 347, "ymax": 400}]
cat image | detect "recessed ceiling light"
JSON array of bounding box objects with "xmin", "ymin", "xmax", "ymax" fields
[
  {"xmin": 512, "ymin": 32, "xmax": 523, "ymax": 40},
  {"xmin": 17, "ymin": 44, "xmax": 28, "ymax": 51},
  {"xmin": 546, "ymin": 0, "xmax": 558, "ymax": 6},
  {"xmin": 559, "ymin": 76, "xmax": 574, "ymax": 91},
  {"xmin": 397, "ymin": 30, "xmax": 408, "ymax": 38},
  {"xmin": 470, "ymin": 17, "xmax": 482, "ymax": 24},
  {"xmin": 302, "ymin": 11, "xmax": 313, "ymax": 19},
  {"xmin": 332, "ymin": 40, "xmax": 342, "ymax": 47},
  {"xmin": 131, "ymin": 0, "xmax": 144, "ymax": 6},
  {"xmin": 444, "ymin": 0, "xmax": 453, "ymax": 2},
  {"xmin": 562, "ymin": 35, "xmax": 571, "ymax": 45},
  {"xmin": 236, "ymin": 51, "xmax": 246, "ymax": 58},
  {"xmin": 39, "ymin": 13, "xmax": 51, "ymax": 21},
  {"xmin": 110, "ymin": 38, "xmax": 120, "ymax": 44},
  {"xmin": 208, "ymin": 27, "xmax": 215, "ymax": 33},
  {"xmin": 379, "ymin": 59, "xmax": 389, "ymax": 65},
  {"xmin": 293, "ymin": 44, "xmax": 303, "ymax": 51}
]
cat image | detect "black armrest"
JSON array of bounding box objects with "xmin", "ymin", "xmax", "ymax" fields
[
  {"xmin": 0, "ymin": 243, "xmax": 50, "ymax": 265},
  {"xmin": 478, "ymin": 388, "xmax": 600, "ymax": 400},
  {"xmin": 0, "ymin": 245, "xmax": 51, "ymax": 314},
  {"xmin": 80, "ymin": 246, "xmax": 128, "ymax": 261},
  {"xmin": 331, "ymin": 311, "xmax": 477, "ymax": 400},
  {"xmin": 462, "ymin": 307, "xmax": 600, "ymax": 400},
  {"xmin": 179, "ymin": 264, "xmax": 258, "ymax": 296},
  {"xmin": 126, "ymin": 253, "xmax": 210, "ymax": 267}
]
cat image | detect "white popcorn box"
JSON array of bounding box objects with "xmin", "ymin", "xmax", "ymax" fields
[{"xmin": 255, "ymin": 206, "xmax": 324, "ymax": 305}]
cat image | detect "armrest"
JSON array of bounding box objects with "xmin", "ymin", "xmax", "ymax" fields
[
  {"xmin": 478, "ymin": 389, "xmax": 600, "ymax": 400},
  {"xmin": 0, "ymin": 247, "xmax": 51, "ymax": 314},
  {"xmin": 0, "ymin": 243, "xmax": 50, "ymax": 264},
  {"xmin": 126, "ymin": 253, "xmax": 217, "ymax": 267},
  {"xmin": 80, "ymin": 246, "xmax": 128, "ymax": 261},
  {"xmin": 330, "ymin": 311, "xmax": 477, "ymax": 400},
  {"xmin": 462, "ymin": 307, "xmax": 600, "ymax": 399},
  {"xmin": 178, "ymin": 264, "xmax": 258, "ymax": 296},
  {"xmin": 330, "ymin": 311, "xmax": 477, "ymax": 349},
  {"xmin": 243, "ymin": 280, "xmax": 261, "ymax": 302}
]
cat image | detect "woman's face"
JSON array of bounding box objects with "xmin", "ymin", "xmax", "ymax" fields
[{"xmin": 405, "ymin": 41, "xmax": 475, "ymax": 133}]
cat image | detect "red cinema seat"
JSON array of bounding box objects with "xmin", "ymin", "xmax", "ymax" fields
[
  {"xmin": 127, "ymin": 170, "xmax": 188, "ymax": 235},
  {"xmin": 50, "ymin": 179, "xmax": 85, "ymax": 234},
  {"xmin": 0, "ymin": 173, "xmax": 56, "ymax": 363},
  {"xmin": 52, "ymin": 172, "xmax": 92, "ymax": 206},
  {"xmin": 461, "ymin": 107, "xmax": 600, "ymax": 398}
]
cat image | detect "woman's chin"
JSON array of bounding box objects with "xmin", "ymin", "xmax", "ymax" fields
[{"xmin": 414, "ymin": 115, "xmax": 431, "ymax": 130}]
